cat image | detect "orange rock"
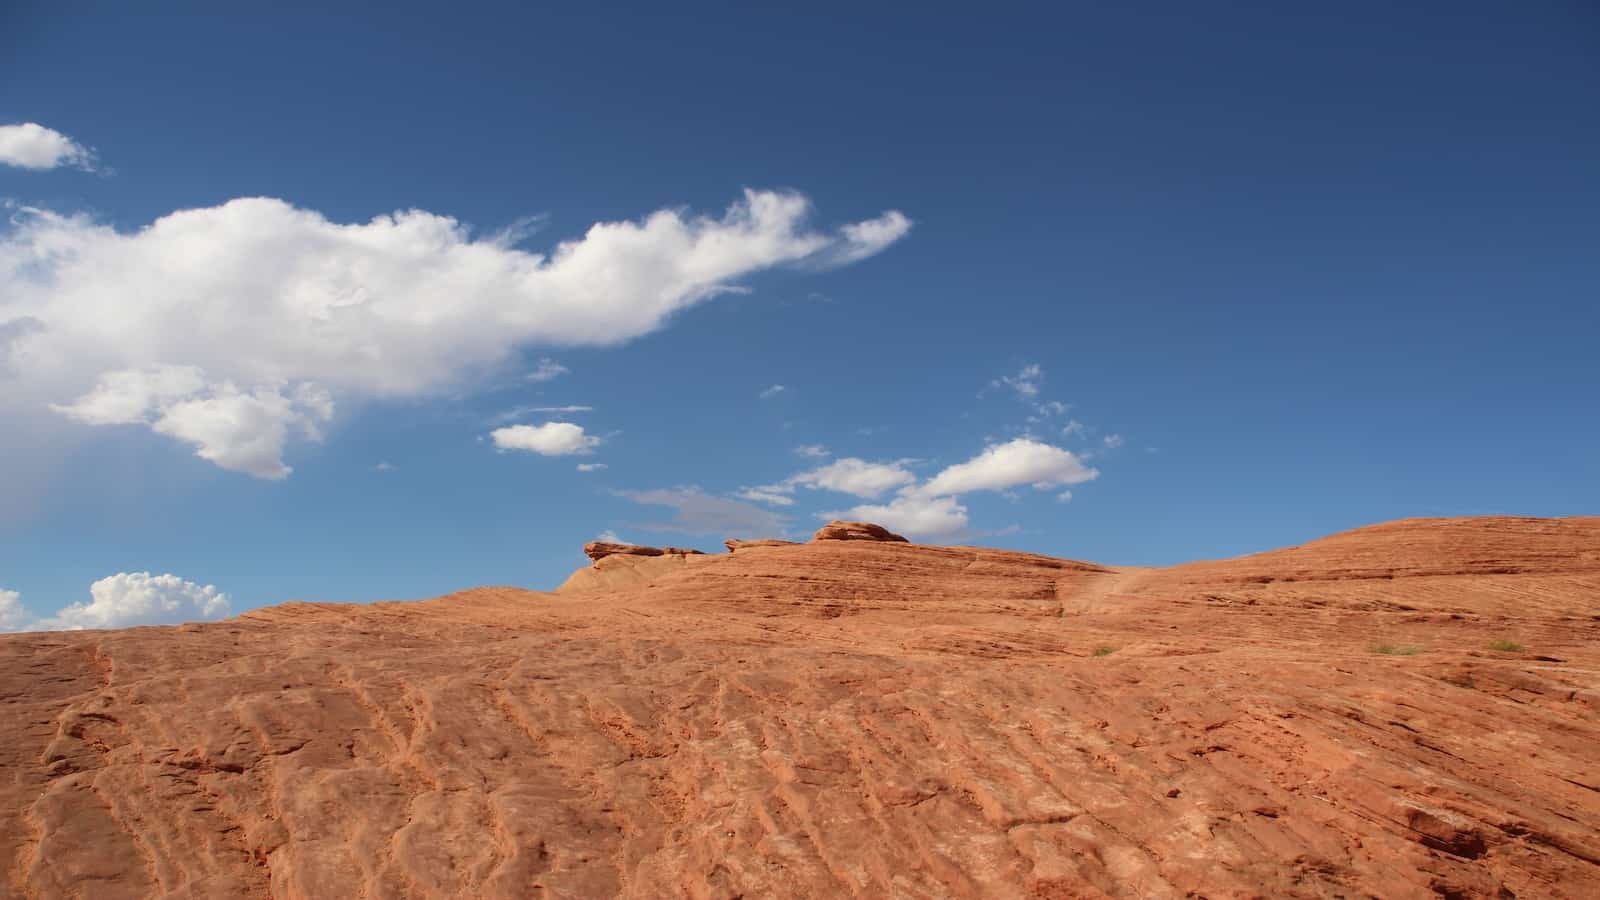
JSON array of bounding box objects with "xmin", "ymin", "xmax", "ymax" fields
[
  {"xmin": 2, "ymin": 515, "xmax": 1597, "ymax": 898},
  {"xmin": 723, "ymin": 538, "xmax": 799, "ymax": 552},
  {"xmin": 811, "ymin": 520, "xmax": 909, "ymax": 543},
  {"xmin": 582, "ymin": 541, "xmax": 705, "ymax": 562}
]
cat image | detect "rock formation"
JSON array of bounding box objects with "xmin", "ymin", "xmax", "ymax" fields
[
  {"xmin": 582, "ymin": 541, "xmax": 705, "ymax": 562},
  {"xmin": 811, "ymin": 520, "xmax": 910, "ymax": 543},
  {"xmin": 724, "ymin": 538, "xmax": 800, "ymax": 552},
  {"xmin": 1, "ymin": 515, "xmax": 1597, "ymax": 898}
]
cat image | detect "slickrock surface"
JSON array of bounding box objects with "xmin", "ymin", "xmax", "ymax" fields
[
  {"xmin": 812, "ymin": 520, "xmax": 909, "ymax": 543},
  {"xmin": 2, "ymin": 516, "xmax": 1598, "ymax": 899}
]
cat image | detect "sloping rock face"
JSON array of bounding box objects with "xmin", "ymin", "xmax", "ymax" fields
[
  {"xmin": 2, "ymin": 516, "xmax": 1598, "ymax": 898},
  {"xmin": 811, "ymin": 520, "xmax": 909, "ymax": 543},
  {"xmin": 582, "ymin": 541, "xmax": 705, "ymax": 562}
]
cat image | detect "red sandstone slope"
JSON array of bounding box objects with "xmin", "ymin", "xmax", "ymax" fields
[{"xmin": 1, "ymin": 516, "xmax": 1597, "ymax": 899}]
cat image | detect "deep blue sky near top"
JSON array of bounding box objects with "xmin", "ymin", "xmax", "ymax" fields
[{"xmin": 1, "ymin": 1, "xmax": 1596, "ymax": 623}]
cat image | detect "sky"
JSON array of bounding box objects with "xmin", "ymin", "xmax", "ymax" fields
[{"xmin": 2, "ymin": 0, "xmax": 1597, "ymax": 630}]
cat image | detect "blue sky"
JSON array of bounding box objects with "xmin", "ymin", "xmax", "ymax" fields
[{"xmin": 2, "ymin": 0, "xmax": 1596, "ymax": 629}]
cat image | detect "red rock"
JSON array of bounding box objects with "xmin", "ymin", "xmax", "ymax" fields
[
  {"xmin": 811, "ymin": 520, "xmax": 909, "ymax": 543},
  {"xmin": 583, "ymin": 541, "xmax": 704, "ymax": 562},
  {"xmin": 723, "ymin": 538, "xmax": 799, "ymax": 552},
  {"xmin": 2, "ymin": 515, "xmax": 1597, "ymax": 898}
]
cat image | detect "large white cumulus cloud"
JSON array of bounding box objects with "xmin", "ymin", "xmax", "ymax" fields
[
  {"xmin": 0, "ymin": 190, "xmax": 909, "ymax": 477},
  {"xmin": 0, "ymin": 573, "xmax": 230, "ymax": 632}
]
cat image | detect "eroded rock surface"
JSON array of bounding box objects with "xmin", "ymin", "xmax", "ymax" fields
[
  {"xmin": 811, "ymin": 520, "xmax": 910, "ymax": 543},
  {"xmin": 2, "ymin": 516, "xmax": 1598, "ymax": 898},
  {"xmin": 724, "ymin": 538, "xmax": 800, "ymax": 552},
  {"xmin": 582, "ymin": 542, "xmax": 705, "ymax": 562}
]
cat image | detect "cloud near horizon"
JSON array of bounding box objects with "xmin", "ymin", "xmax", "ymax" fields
[
  {"xmin": 0, "ymin": 190, "xmax": 910, "ymax": 478},
  {"xmin": 0, "ymin": 573, "xmax": 230, "ymax": 633},
  {"xmin": 0, "ymin": 123, "xmax": 97, "ymax": 171},
  {"xmin": 730, "ymin": 435, "xmax": 1098, "ymax": 540},
  {"xmin": 741, "ymin": 457, "xmax": 917, "ymax": 506},
  {"xmin": 617, "ymin": 488, "xmax": 788, "ymax": 538},
  {"xmin": 827, "ymin": 438, "xmax": 1099, "ymax": 538}
]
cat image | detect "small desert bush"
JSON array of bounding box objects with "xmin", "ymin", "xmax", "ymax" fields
[
  {"xmin": 1370, "ymin": 643, "xmax": 1422, "ymax": 656},
  {"xmin": 1487, "ymin": 639, "xmax": 1523, "ymax": 652},
  {"xmin": 1092, "ymin": 646, "xmax": 1117, "ymax": 657}
]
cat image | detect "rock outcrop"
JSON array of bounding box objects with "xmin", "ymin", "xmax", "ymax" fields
[
  {"xmin": 723, "ymin": 538, "xmax": 799, "ymax": 552},
  {"xmin": 582, "ymin": 541, "xmax": 705, "ymax": 562},
  {"xmin": 2, "ymin": 515, "xmax": 1597, "ymax": 898},
  {"xmin": 810, "ymin": 520, "xmax": 910, "ymax": 543}
]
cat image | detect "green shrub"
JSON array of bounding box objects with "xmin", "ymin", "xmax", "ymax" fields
[
  {"xmin": 1092, "ymin": 646, "xmax": 1117, "ymax": 657},
  {"xmin": 1487, "ymin": 639, "xmax": 1523, "ymax": 652}
]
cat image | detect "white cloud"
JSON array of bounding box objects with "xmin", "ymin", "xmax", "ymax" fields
[
  {"xmin": 988, "ymin": 363, "xmax": 1043, "ymax": 399},
  {"xmin": 1, "ymin": 574, "xmax": 231, "ymax": 632},
  {"xmin": 822, "ymin": 211, "xmax": 914, "ymax": 267},
  {"xmin": 618, "ymin": 488, "xmax": 787, "ymax": 537},
  {"xmin": 0, "ymin": 123, "xmax": 96, "ymax": 171},
  {"xmin": 736, "ymin": 487, "xmax": 796, "ymax": 506},
  {"xmin": 373, "ymin": 461, "xmax": 396, "ymax": 472},
  {"xmin": 1103, "ymin": 433, "xmax": 1124, "ymax": 448},
  {"xmin": 50, "ymin": 572, "xmax": 230, "ymax": 630},
  {"xmin": 524, "ymin": 358, "xmax": 569, "ymax": 382},
  {"xmin": 739, "ymin": 456, "xmax": 916, "ymax": 507},
  {"xmin": 596, "ymin": 529, "xmax": 623, "ymax": 543},
  {"xmin": 1062, "ymin": 419, "xmax": 1088, "ymax": 438},
  {"xmin": 1036, "ymin": 400, "xmax": 1070, "ymax": 417},
  {"xmin": 53, "ymin": 368, "xmax": 332, "ymax": 479},
  {"xmin": 491, "ymin": 403, "xmax": 592, "ymax": 424},
  {"xmin": 491, "ymin": 422, "xmax": 600, "ymax": 456},
  {"xmin": 151, "ymin": 382, "xmax": 331, "ymax": 479},
  {"xmin": 0, "ymin": 589, "xmax": 28, "ymax": 631},
  {"xmin": 794, "ymin": 443, "xmax": 830, "ymax": 458},
  {"xmin": 920, "ymin": 438, "xmax": 1098, "ymax": 496},
  {"xmin": 759, "ymin": 384, "xmax": 786, "ymax": 399},
  {"xmin": 1056, "ymin": 490, "xmax": 1073, "ymax": 503},
  {"xmin": 576, "ymin": 462, "xmax": 607, "ymax": 472},
  {"xmin": 790, "ymin": 457, "xmax": 915, "ymax": 498},
  {"xmin": 1, "ymin": 190, "xmax": 909, "ymax": 477},
  {"xmin": 829, "ymin": 494, "xmax": 969, "ymax": 539}
]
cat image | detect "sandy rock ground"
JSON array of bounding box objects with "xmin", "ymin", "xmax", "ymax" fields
[{"xmin": 2, "ymin": 516, "xmax": 1597, "ymax": 898}]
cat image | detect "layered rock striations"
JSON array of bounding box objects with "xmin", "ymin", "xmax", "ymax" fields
[{"xmin": 2, "ymin": 517, "xmax": 1597, "ymax": 898}]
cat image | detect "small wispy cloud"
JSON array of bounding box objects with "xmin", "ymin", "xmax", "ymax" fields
[
  {"xmin": 372, "ymin": 461, "xmax": 396, "ymax": 472},
  {"xmin": 736, "ymin": 487, "xmax": 796, "ymax": 506},
  {"xmin": 985, "ymin": 363, "xmax": 1043, "ymax": 399},
  {"xmin": 524, "ymin": 358, "xmax": 570, "ymax": 382},
  {"xmin": 616, "ymin": 487, "xmax": 788, "ymax": 537},
  {"xmin": 577, "ymin": 462, "xmax": 607, "ymax": 472},
  {"xmin": 794, "ymin": 444, "xmax": 830, "ymax": 458},
  {"xmin": 491, "ymin": 404, "xmax": 593, "ymax": 424},
  {"xmin": 759, "ymin": 384, "xmax": 786, "ymax": 400}
]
